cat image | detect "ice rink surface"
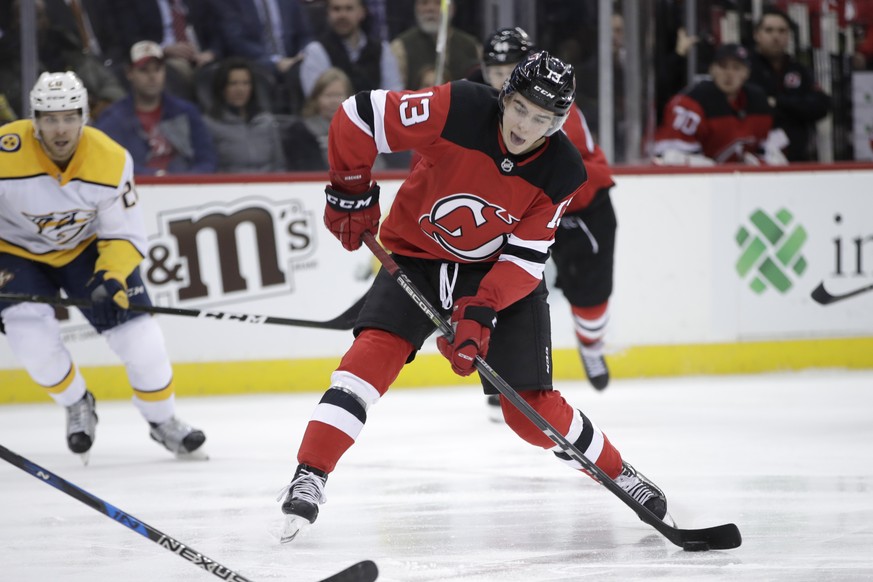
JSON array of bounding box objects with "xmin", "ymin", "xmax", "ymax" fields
[{"xmin": 1, "ymin": 370, "xmax": 872, "ymax": 582}]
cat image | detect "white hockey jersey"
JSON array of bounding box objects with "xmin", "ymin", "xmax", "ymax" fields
[{"xmin": 0, "ymin": 120, "xmax": 145, "ymax": 279}]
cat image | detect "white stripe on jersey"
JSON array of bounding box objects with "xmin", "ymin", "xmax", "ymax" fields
[
  {"xmin": 341, "ymin": 97, "xmax": 373, "ymax": 138},
  {"xmin": 369, "ymin": 90, "xmax": 392, "ymax": 154},
  {"xmin": 340, "ymin": 91, "xmax": 393, "ymax": 154},
  {"xmin": 497, "ymin": 234, "xmax": 553, "ymax": 278},
  {"xmin": 497, "ymin": 254, "xmax": 545, "ymax": 278}
]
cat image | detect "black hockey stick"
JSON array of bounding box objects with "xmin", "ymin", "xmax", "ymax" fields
[
  {"xmin": 0, "ymin": 291, "xmax": 366, "ymax": 331},
  {"xmin": 0, "ymin": 444, "xmax": 378, "ymax": 582},
  {"xmin": 361, "ymin": 232, "xmax": 741, "ymax": 551}
]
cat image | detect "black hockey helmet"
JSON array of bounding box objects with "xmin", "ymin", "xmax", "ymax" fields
[
  {"xmin": 499, "ymin": 51, "xmax": 576, "ymax": 135},
  {"xmin": 484, "ymin": 27, "xmax": 535, "ymax": 66}
]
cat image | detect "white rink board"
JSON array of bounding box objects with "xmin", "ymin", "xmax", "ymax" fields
[{"xmin": 1, "ymin": 169, "xmax": 871, "ymax": 370}]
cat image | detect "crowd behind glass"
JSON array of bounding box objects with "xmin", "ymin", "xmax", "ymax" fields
[{"xmin": 2, "ymin": 0, "xmax": 871, "ymax": 174}]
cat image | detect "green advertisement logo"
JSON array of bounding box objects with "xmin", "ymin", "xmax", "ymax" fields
[{"xmin": 735, "ymin": 209, "xmax": 807, "ymax": 294}]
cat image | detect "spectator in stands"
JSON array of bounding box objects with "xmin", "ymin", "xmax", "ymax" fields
[
  {"xmin": 214, "ymin": 0, "xmax": 312, "ymax": 113},
  {"xmin": 44, "ymin": 0, "xmax": 125, "ymax": 68},
  {"xmin": 390, "ymin": 0, "xmax": 481, "ymax": 88},
  {"xmin": 748, "ymin": 8, "xmax": 831, "ymax": 162},
  {"xmin": 96, "ymin": 41, "xmax": 217, "ymax": 175},
  {"xmin": 653, "ymin": 43, "xmax": 788, "ymax": 166},
  {"xmin": 655, "ymin": 26, "xmax": 709, "ymax": 126},
  {"xmin": 853, "ymin": 2, "xmax": 873, "ymax": 70},
  {"xmin": 0, "ymin": 0, "xmax": 125, "ymax": 122},
  {"xmin": 284, "ymin": 67, "xmax": 353, "ymax": 171},
  {"xmin": 299, "ymin": 0, "xmax": 403, "ymax": 97},
  {"xmin": 115, "ymin": 0, "xmax": 221, "ymax": 101},
  {"xmin": 38, "ymin": 0, "xmax": 126, "ymax": 121},
  {"xmin": 204, "ymin": 57, "xmax": 286, "ymax": 173},
  {"xmin": 574, "ymin": 12, "xmax": 628, "ymax": 162}
]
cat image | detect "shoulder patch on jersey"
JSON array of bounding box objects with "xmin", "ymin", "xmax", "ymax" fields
[{"xmin": 0, "ymin": 133, "xmax": 21, "ymax": 153}]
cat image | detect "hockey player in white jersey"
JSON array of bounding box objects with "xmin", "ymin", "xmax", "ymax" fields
[{"xmin": 0, "ymin": 72, "xmax": 206, "ymax": 463}]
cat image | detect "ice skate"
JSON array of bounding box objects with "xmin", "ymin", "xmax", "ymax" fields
[
  {"xmin": 485, "ymin": 394, "xmax": 504, "ymax": 423},
  {"xmin": 277, "ymin": 464, "xmax": 328, "ymax": 543},
  {"xmin": 615, "ymin": 461, "xmax": 674, "ymax": 525},
  {"xmin": 149, "ymin": 417, "xmax": 207, "ymax": 459},
  {"xmin": 579, "ymin": 340, "xmax": 609, "ymax": 390},
  {"xmin": 66, "ymin": 391, "xmax": 97, "ymax": 465}
]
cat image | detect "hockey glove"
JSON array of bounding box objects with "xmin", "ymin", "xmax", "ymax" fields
[
  {"xmin": 85, "ymin": 271, "xmax": 130, "ymax": 327},
  {"xmin": 324, "ymin": 169, "xmax": 381, "ymax": 251},
  {"xmin": 437, "ymin": 297, "xmax": 497, "ymax": 376}
]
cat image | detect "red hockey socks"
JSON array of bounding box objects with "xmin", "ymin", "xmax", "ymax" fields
[
  {"xmin": 297, "ymin": 329, "xmax": 412, "ymax": 472},
  {"xmin": 500, "ymin": 390, "xmax": 622, "ymax": 479},
  {"xmin": 571, "ymin": 301, "xmax": 608, "ymax": 346}
]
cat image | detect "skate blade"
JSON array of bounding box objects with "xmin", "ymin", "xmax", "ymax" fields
[
  {"xmin": 279, "ymin": 514, "xmax": 310, "ymax": 543},
  {"xmin": 175, "ymin": 448, "xmax": 209, "ymax": 461},
  {"xmin": 78, "ymin": 451, "xmax": 91, "ymax": 466}
]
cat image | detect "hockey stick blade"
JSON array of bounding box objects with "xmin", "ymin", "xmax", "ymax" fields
[
  {"xmin": 318, "ymin": 560, "xmax": 379, "ymax": 582},
  {"xmin": 0, "ymin": 291, "xmax": 366, "ymax": 331},
  {"xmin": 0, "ymin": 443, "xmax": 255, "ymax": 581},
  {"xmin": 361, "ymin": 232, "xmax": 741, "ymax": 551}
]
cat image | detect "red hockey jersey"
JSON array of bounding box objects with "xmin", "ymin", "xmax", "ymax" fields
[
  {"xmin": 654, "ymin": 80, "xmax": 774, "ymax": 163},
  {"xmin": 328, "ymin": 81, "xmax": 588, "ymax": 310},
  {"xmin": 561, "ymin": 106, "xmax": 614, "ymax": 212}
]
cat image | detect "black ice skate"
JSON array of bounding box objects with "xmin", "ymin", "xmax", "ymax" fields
[
  {"xmin": 149, "ymin": 417, "xmax": 207, "ymax": 459},
  {"xmin": 614, "ymin": 461, "xmax": 673, "ymax": 524},
  {"xmin": 579, "ymin": 340, "xmax": 609, "ymax": 390},
  {"xmin": 66, "ymin": 391, "xmax": 98, "ymax": 465},
  {"xmin": 278, "ymin": 464, "xmax": 328, "ymax": 543}
]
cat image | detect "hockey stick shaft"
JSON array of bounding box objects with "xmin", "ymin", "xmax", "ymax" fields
[
  {"xmin": 361, "ymin": 232, "xmax": 741, "ymax": 550},
  {"xmin": 433, "ymin": 0, "xmax": 451, "ymax": 84},
  {"xmin": 0, "ymin": 292, "xmax": 365, "ymax": 331},
  {"xmin": 0, "ymin": 444, "xmax": 379, "ymax": 582},
  {"xmin": 0, "ymin": 443, "xmax": 255, "ymax": 581}
]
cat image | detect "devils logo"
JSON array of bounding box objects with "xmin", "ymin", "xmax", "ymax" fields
[{"xmin": 419, "ymin": 194, "xmax": 519, "ymax": 261}]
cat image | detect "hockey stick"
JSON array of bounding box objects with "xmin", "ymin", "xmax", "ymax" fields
[
  {"xmin": 433, "ymin": 0, "xmax": 451, "ymax": 84},
  {"xmin": 361, "ymin": 232, "xmax": 741, "ymax": 551},
  {"xmin": 0, "ymin": 291, "xmax": 366, "ymax": 331},
  {"xmin": 0, "ymin": 443, "xmax": 379, "ymax": 582}
]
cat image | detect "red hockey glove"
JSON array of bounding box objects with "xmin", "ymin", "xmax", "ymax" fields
[
  {"xmin": 323, "ymin": 169, "xmax": 381, "ymax": 251},
  {"xmin": 85, "ymin": 271, "xmax": 130, "ymax": 327},
  {"xmin": 437, "ymin": 297, "xmax": 497, "ymax": 376}
]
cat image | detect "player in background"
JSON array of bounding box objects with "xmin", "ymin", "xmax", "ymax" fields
[
  {"xmin": 278, "ymin": 52, "xmax": 672, "ymax": 542},
  {"xmin": 474, "ymin": 27, "xmax": 616, "ymax": 403},
  {"xmin": 0, "ymin": 72, "xmax": 206, "ymax": 464},
  {"xmin": 653, "ymin": 43, "xmax": 789, "ymax": 166}
]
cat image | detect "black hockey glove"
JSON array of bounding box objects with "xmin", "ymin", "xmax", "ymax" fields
[{"xmin": 85, "ymin": 271, "xmax": 130, "ymax": 327}]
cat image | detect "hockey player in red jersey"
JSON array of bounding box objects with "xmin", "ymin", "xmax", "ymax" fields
[
  {"xmin": 278, "ymin": 52, "xmax": 671, "ymax": 542},
  {"xmin": 475, "ymin": 27, "xmax": 616, "ymax": 401},
  {"xmin": 653, "ymin": 43, "xmax": 789, "ymax": 166}
]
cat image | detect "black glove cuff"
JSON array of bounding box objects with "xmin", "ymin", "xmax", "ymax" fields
[
  {"xmin": 463, "ymin": 305, "xmax": 497, "ymax": 330},
  {"xmin": 325, "ymin": 184, "xmax": 380, "ymax": 212}
]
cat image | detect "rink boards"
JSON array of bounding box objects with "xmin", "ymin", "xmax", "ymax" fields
[{"xmin": 1, "ymin": 166, "xmax": 872, "ymax": 402}]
